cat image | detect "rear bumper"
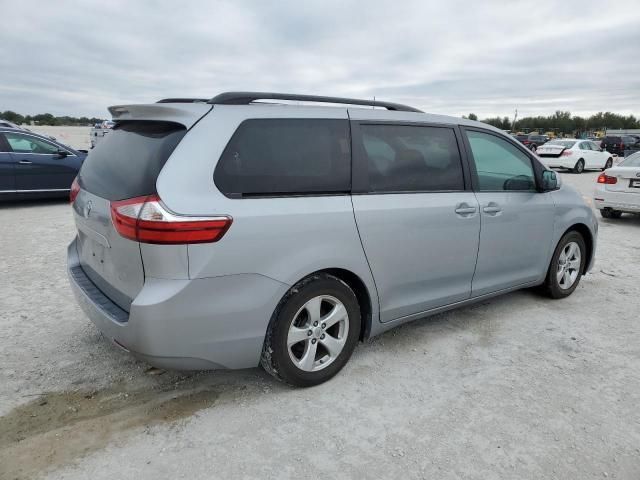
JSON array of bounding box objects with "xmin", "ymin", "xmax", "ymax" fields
[
  {"xmin": 593, "ymin": 187, "xmax": 640, "ymax": 213},
  {"xmin": 542, "ymin": 158, "xmax": 577, "ymax": 169},
  {"xmin": 67, "ymin": 238, "xmax": 289, "ymax": 370}
]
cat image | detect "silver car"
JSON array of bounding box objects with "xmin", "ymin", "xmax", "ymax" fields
[{"xmin": 67, "ymin": 92, "xmax": 598, "ymax": 386}]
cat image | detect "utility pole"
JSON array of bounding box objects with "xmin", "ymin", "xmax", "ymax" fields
[{"xmin": 512, "ymin": 108, "xmax": 518, "ymax": 132}]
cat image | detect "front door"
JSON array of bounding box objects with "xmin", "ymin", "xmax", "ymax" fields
[
  {"xmin": 463, "ymin": 128, "xmax": 555, "ymax": 297},
  {"xmin": 350, "ymin": 122, "xmax": 480, "ymax": 322},
  {"xmin": 5, "ymin": 131, "xmax": 78, "ymax": 191}
]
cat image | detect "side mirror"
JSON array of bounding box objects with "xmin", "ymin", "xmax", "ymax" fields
[
  {"xmin": 540, "ymin": 170, "xmax": 559, "ymax": 192},
  {"xmin": 56, "ymin": 150, "xmax": 69, "ymax": 158}
]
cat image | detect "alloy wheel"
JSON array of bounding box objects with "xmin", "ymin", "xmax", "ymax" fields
[
  {"xmin": 287, "ymin": 295, "xmax": 349, "ymax": 372},
  {"xmin": 557, "ymin": 241, "xmax": 581, "ymax": 290}
]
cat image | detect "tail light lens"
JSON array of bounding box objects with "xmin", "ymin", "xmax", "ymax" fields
[
  {"xmin": 70, "ymin": 177, "xmax": 80, "ymax": 203},
  {"xmin": 110, "ymin": 194, "xmax": 232, "ymax": 244},
  {"xmin": 561, "ymin": 150, "xmax": 573, "ymax": 156},
  {"xmin": 597, "ymin": 173, "xmax": 617, "ymax": 184}
]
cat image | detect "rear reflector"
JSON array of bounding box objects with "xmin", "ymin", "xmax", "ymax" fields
[
  {"xmin": 597, "ymin": 173, "xmax": 617, "ymax": 184},
  {"xmin": 111, "ymin": 194, "xmax": 232, "ymax": 244},
  {"xmin": 70, "ymin": 177, "xmax": 80, "ymax": 204}
]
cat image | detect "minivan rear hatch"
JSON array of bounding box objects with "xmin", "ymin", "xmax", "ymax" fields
[{"xmin": 72, "ymin": 105, "xmax": 210, "ymax": 311}]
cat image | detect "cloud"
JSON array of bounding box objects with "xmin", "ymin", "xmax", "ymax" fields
[{"xmin": 1, "ymin": 0, "xmax": 639, "ymax": 118}]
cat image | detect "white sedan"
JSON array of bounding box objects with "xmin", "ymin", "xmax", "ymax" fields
[
  {"xmin": 537, "ymin": 139, "xmax": 614, "ymax": 173},
  {"xmin": 593, "ymin": 152, "xmax": 640, "ymax": 218}
]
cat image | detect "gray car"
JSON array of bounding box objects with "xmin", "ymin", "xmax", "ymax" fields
[{"xmin": 67, "ymin": 92, "xmax": 598, "ymax": 386}]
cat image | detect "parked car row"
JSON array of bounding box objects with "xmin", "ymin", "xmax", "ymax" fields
[
  {"xmin": 600, "ymin": 135, "xmax": 640, "ymax": 157},
  {"xmin": 0, "ymin": 127, "xmax": 87, "ymax": 199},
  {"xmin": 512, "ymin": 132, "xmax": 640, "ymax": 159}
]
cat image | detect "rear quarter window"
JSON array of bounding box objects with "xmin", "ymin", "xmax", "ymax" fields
[
  {"xmin": 214, "ymin": 119, "xmax": 350, "ymax": 197},
  {"xmin": 78, "ymin": 121, "xmax": 186, "ymax": 201}
]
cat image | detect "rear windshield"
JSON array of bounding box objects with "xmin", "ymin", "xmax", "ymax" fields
[
  {"xmin": 547, "ymin": 140, "xmax": 576, "ymax": 148},
  {"xmin": 603, "ymin": 136, "xmax": 621, "ymax": 142},
  {"xmin": 621, "ymin": 152, "xmax": 640, "ymax": 167},
  {"xmin": 79, "ymin": 121, "xmax": 186, "ymax": 201}
]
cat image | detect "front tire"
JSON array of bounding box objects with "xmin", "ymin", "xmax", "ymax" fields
[
  {"xmin": 602, "ymin": 158, "xmax": 613, "ymax": 171},
  {"xmin": 530, "ymin": 144, "xmax": 537, "ymax": 152},
  {"xmin": 542, "ymin": 231, "xmax": 586, "ymax": 299},
  {"xmin": 261, "ymin": 273, "xmax": 361, "ymax": 387},
  {"xmin": 573, "ymin": 159, "xmax": 585, "ymax": 174}
]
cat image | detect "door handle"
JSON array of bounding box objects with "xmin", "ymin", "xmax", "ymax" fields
[
  {"xmin": 18, "ymin": 160, "xmax": 33, "ymax": 165},
  {"xmin": 455, "ymin": 203, "xmax": 477, "ymax": 216},
  {"xmin": 482, "ymin": 203, "xmax": 502, "ymax": 215}
]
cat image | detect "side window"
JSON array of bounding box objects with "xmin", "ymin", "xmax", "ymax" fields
[
  {"xmin": 579, "ymin": 142, "xmax": 591, "ymax": 150},
  {"xmin": 214, "ymin": 119, "xmax": 350, "ymax": 197},
  {"xmin": 4, "ymin": 132, "xmax": 60, "ymax": 154},
  {"xmin": 358, "ymin": 124, "xmax": 464, "ymax": 192},
  {"xmin": 466, "ymin": 130, "xmax": 536, "ymax": 192}
]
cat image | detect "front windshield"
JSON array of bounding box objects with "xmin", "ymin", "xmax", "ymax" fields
[
  {"xmin": 547, "ymin": 140, "xmax": 576, "ymax": 148},
  {"xmin": 620, "ymin": 152, "xmax": 640, "ymax": 167}
]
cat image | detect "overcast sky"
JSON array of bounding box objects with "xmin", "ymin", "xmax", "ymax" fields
[{"xmin": 2, "ymin": 0, "xmax": 639, "ymax": 119}]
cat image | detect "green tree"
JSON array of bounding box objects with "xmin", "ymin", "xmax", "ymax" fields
[
  {"xmin": 0, "ymin": 110, "xmax": 25, "ymax": 124},
  {"xmin": 468, "ymin": 113, "xmax": 478, "ymax": 121}
]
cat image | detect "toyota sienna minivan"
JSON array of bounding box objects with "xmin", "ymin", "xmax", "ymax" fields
[{"xmin": 68, "ymin": 92, "xmax": 598, "ymax": 386}]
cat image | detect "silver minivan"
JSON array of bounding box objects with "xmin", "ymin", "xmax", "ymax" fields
[{"xmin": 68, "ymin": 92, "xmax": 597, "ymax": 386}]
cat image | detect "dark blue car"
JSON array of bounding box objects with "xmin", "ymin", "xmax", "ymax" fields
[{"xmin": 0, "ymin": 127, "xmax": 87, "ymax": 199}]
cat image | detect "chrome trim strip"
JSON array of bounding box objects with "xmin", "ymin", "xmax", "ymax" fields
[{"xmin": 0, "ymin": 188, "xmax": 70, "ymax": 193}]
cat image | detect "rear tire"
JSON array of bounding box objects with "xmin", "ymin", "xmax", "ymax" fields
[
  {"xmin": 573, "ymin": 159, "xmax": 585, "ymax": 174},
  {"xmin": 602, "ymin": 158, "xmax": 613, "ymax": 170},
  {"xmin": 600, "ymin": 209, "xmax": 622, "ymax": 219},
  {"xmin": 542, "ymin": 231, "xmax": 586, "ymax": 299},
  {"xmin": 260, "ymin": 273, "xmax": 361, "ymax": 387}
]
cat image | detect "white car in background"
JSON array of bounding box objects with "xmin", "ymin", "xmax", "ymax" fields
[
  {"xmin": 593, "ymin": 152, "xmax": 640, "ymax": 218},
  {"xmin": 537, "ymin": 139, "xmax": 614, "ymax": 173}
]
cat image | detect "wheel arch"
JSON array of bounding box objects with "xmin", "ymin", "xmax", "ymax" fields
[
  {"xmin": 292, "ymin": 268, "xmax": 373, "ymax": 341},
  {"xmin": 562, "ymin": 223, "xmax": 594, "ymax": 274}
]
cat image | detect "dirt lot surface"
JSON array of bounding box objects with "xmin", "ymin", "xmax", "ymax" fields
[
  {"xmin": 26, "ymin": 126, "xmax": 92, "ymax": 151},
  {"xmin": 1, "ymin": 171, "xmax": 639, "ymax": 480}
]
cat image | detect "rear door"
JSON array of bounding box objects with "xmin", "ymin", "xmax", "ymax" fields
[
  {"xmin": 462, "ymin": 128, "xmax": 555, "ymax": 296},
  {"xmin": 350, "ymin": 121, "xmax": 480, "ymax": 322},
  {"xmin": 0, "ymin": 133, "xmax": 16, "ymax": 192},
  {"xmin": 579, "ymin": 141, "xmax": 598, "ymax": 168},
  {"xmin": 73, "ymin": 120, "xmax": 190, "ymax": 310},
  {"xmin": 5, "ymin": 131, "xmax": 79, "ymax": 191}
]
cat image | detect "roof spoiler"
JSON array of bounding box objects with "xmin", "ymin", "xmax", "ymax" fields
[{"xmin": 108, "ymin": 103, "xmax": 212, "ymax": 129}]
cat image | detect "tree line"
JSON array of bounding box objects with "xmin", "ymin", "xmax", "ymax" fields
[
  {"xmin": 0, "ymin": 110, "xmax": 103, "ymax": 126},
  {"xmin": 465, "ymin": 111, "xmax": 640, "ymax": 134},
  {"xmin": 3, "ymin": 108, "xmax": 639, "ymax": 133}
]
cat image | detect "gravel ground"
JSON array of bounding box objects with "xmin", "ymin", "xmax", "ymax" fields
[{"xmin": 1, "ymin": 171, "xmax": 639, "ymax": 480}]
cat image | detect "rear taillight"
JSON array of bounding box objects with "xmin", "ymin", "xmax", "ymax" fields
[
  {"xmin": 70, "ymin": 177, "xmax": 80, "ymax": 204},
  {"xmin": 561, "ymin": 150, "xmax": 573, "ymax": 156},
  {"xmin": 110, "ymin": 194, "xmax": 232, "ymax": 244},
  {"xmin": 620, "ymin": 143, "xmax": 625, "ymax": 150},
  {"xmin": 597, "ymin": 173, "xmax": 617, "ymax": 184}
]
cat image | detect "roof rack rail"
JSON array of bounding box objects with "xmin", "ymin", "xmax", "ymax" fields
[
  {"xmin": 207, "ymin": 91, "xmax": 423, "ymax": 113},
  {"xmin": 156, "ymin": 98, "xmax": 209, "ymax": 104}
]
